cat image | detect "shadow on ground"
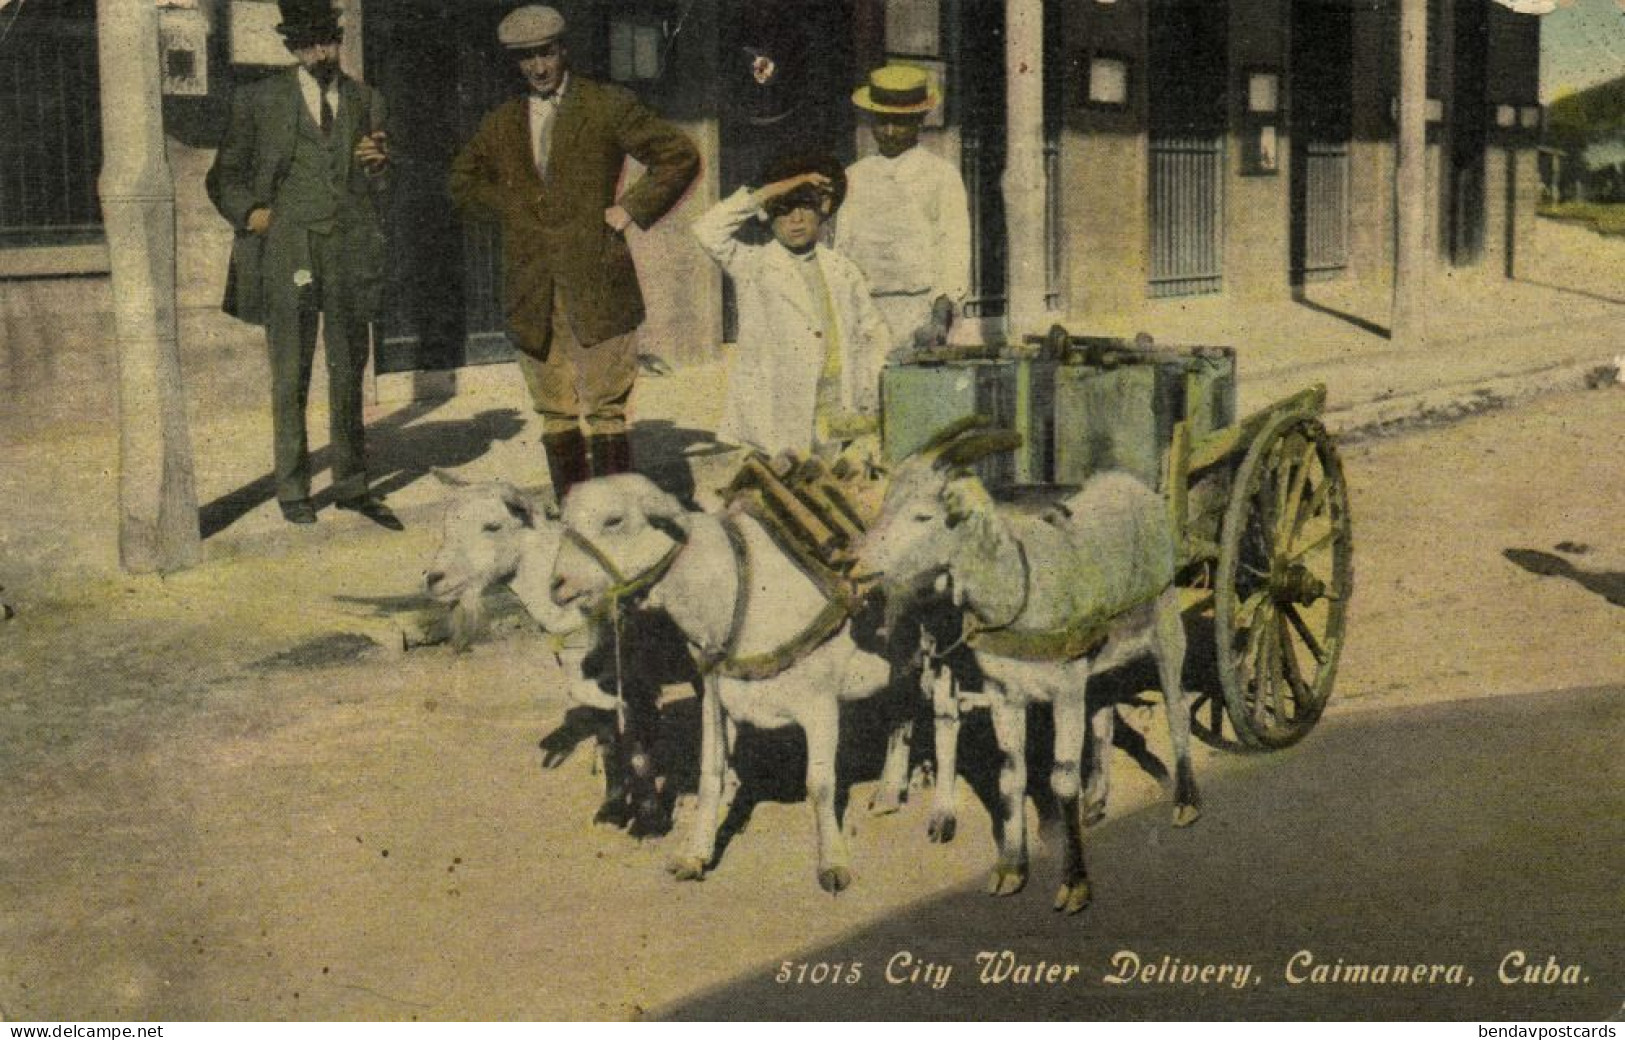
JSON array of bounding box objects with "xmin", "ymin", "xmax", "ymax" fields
[
  {"xmin": 658, "ymin": 685, "xmax": 1623, "ymax": 1021},
  {"xmin": 1505, "ymin": 544, "xmax": 1625, "ymax": 608},
  {"xmin": 198, "ymin": 402, "xmax": 527, "ymax": 537}
]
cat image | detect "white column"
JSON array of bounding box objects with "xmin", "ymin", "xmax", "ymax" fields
[
  {"xmin": 98, "ymin": 0, "xmax": 201, "ymax": 572},
  {"xmin": 1003, "ymin": 0, "xmax": 1048, "ymax": 338},
  {"xmin": 1391, "ymin": 0, "xmax": 1430, "ymax": 345}
]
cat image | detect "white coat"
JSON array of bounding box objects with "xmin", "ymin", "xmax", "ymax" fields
[
  {"xmin": 693, "ymin": 187, "xmax": 893, "ymax": 457},
  {"xmin": 834, "ymin": 146, "xmax": 972, "ymax": 348}
]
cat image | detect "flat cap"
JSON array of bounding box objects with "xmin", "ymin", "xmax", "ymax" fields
[{"xmin": 498, "ymin": 5, "xmax": 566, "ymax": 49}]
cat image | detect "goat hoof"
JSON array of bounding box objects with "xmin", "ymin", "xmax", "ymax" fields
[
  {"xmin": 927, "ymin": 812, "xmax": 957, "ymax": 844},
  {"xmin": 594, "ymin": 799, "xmax": 633, "ymax": 829},
  {"xmin": 1172, "ymin": 803, "xmax": 1202, "ymax": 828},
  {"xmin": 986, "ymin": 863, "xmax": 1028, "ymax": 897},
  {"xmin": 1053, "ymin": 880, "xmax": 1092, "ymax": 915},
  {"xmin": 628, "ymin": 803, "xmax": 671, "ymax": 840},
  {"xmin": 818, "ymin": 866, "xmax": 852, "ymax": 894},
  {"xmin": 867, "ymin": 787, "xmax": 906, "ymax": 816},
  {"xmin": 668, "ymin": 855, "xmax": 707, "ymax": 881},
  {"xmin": 1083, "ymin": 798, "xmax": 1107, "ymax": 827}
]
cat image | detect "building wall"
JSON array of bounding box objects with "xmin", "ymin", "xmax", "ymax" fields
[
  {"xmin": 1056, "ymin": 0, "xmax": 1148, "ymax": 320},
  {"xmin": 1227, "ymin": 0, "xmax": 1289, "ymax": 303}
]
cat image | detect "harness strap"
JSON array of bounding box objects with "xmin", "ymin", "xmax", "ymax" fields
[
  {"xmin": 562, "ymin": 525, "xmax": 685, "ymax": 608},
  {"xmin": 561, "ymin": 523, "xmax": 685, "ymax": 738},
  {"xmin": 934, "ymin": 534, "xmax": 1168, "ymax": 664},
  {"xmin": 699, "ymin": 511, "xmax": 858, "ymax": 682}
]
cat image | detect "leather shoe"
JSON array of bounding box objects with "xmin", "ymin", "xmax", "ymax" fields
[
  {"xmin": 335, "ymin": 495, "xmax": 404, "ymax": 531},
  {"xmin": 279, "ymin": 499, "xmax": 318, "ymax": 525}
]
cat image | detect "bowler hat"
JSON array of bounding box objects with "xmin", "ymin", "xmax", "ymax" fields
[
  {"xmin": 852, "ymin": 64, "xmax": 940, "ymax": 115},
  {"xmin": 275, "ymin": 0, "xmax": 343, "ymax": 44},
  {"xmin": 498, "ymin": 5, "xmax": 566, "ymax": 49}
]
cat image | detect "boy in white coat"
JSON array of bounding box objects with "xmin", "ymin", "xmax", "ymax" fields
[{"xmin": 692, "ymin": 154, "xmax": 893, "ymax": 458}]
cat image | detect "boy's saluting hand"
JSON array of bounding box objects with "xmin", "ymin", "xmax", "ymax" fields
[{"xmin": 753, "ymin": 172, "xmax": 834, "ymax": 212}]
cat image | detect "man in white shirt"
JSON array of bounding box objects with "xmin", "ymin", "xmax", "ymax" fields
[{"xmin": 834, "ymin": 64, "xmax": 973, "ymax": 354}]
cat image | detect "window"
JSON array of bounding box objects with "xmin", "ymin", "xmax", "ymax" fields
[
  {"xmin": 609, "ymin": 17, "xmax": 662, "ymax": 83},
  {"xmin": 0, "ymin": 0, "xmax": 104, "ymax": 246}
]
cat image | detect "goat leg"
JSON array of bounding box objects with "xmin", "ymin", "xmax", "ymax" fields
[
  {"xmin": 1154, "ymin": 588, "xmax": 1203, "ymax": 828},
  {"xmin": 1082, "ymin": 700, "xmax": 1115, "ymax": 827},
  {"xmin": 868, "ymin": 668, "xmax": 914, "ymax": 816},
  {"xmin": 1051, "ymin": 687, "xmax": 1092, "ymax": 915},
  {"xmin": 804, "ymin": 698, "xmax": 852, "ymax": 894},
  {"xmin": 987, "ymin": 697, "xmax": 1029, "ymax": 896},
  {"xmin": 592, "ymin": 714, "xmax": 634, "ymax": 829},
  {"xmin": 623, "ymin": 693, "xmax": 669, "ymax": 839},
  {"xmin": 928, "ymin": 663, "xmax": 960, "ymax": 843},
  {"xmin": 670, "ymin": 675, "xmax": 727, "ymax": 881}
]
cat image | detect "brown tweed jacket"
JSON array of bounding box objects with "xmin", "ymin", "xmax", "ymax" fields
[{"xmin": 449, "ymin": 76, "xmax": 700, "ymax": 351}]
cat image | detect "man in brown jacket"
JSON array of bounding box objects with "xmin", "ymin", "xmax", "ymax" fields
[{"xmin": 450, "ymin": 5, "xmax": 699, "ymax": 493}]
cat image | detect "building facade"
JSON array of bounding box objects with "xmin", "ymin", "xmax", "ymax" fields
[{"xmin": 0, "ymin": 0, "xmax": 1545, "ymax": 423}]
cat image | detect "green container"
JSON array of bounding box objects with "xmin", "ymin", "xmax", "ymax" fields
[
  {"xmin": 880, "ymin": 342, "xmax": 1235, "ymax": 492},
  {"xmin": 881, "ymin": 359, "xmax": 1057, "ymax": 487},
  {"xmin": 1052, "ymin": 346, "xmax": 1236, "ymax": 490}
]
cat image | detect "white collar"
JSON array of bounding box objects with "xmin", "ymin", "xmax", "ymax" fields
[
  {"xmin": 531, "ymin": 73, "xmax": 570, "ymax": 104},
  {"xmin": 296, "ymin": 65, "xmax": 339, "ymax": 96}
]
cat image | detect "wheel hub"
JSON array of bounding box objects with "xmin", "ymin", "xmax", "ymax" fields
[{"xmin": 1271, "ymin": 562, "xmax": 1326, "ymax": 606}]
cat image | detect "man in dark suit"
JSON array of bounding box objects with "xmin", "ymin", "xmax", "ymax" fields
[
  {"xmin": 208, "ymin": 0, "xmax": 400, "ymax": 528},
  {"xmin": 450, "ymin": 5, "xmax": 699, "ymax": 495}
]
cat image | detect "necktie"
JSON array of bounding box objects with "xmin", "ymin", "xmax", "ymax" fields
[
  {"xmin": 320, "ymin": 88, "xmax": 334, "ymax": 135},
  {"xmin": 532, "ymin": 94, "xmax": 558, "ymax": 178}
]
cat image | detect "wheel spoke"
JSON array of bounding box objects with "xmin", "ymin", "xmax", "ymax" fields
[
  {"xmin": 1262, "ymin": 614, "xmax": 1287, "ymax": 725},
  {"xmin": 1287, "ymin": 526, "xmax": 1337, "ymax": 565},
  {"xmin": 1278, "ymin": 620, "xmax": 1312, "ymax": 711},
  {"xmin": 1249, "ymin": 610, "xmax": 1277, "ymax": 726},
  {"xmin": 1279, "ymin": 441, "xmax": 1315, "ymax": 540},
  {"xmin": 1282, "ymin": 603, "xmax": 1327, "ymax": 665},
  {"xmin": 1300, "ymin": 475, "xmax": 1333, "ymax": 525},
  {"xmin": 1234, "ymin": 588, "xmax": 1270, "ymax": 628}
]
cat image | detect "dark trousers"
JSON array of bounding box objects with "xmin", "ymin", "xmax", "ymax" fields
[{"xmin": 264, "ymin": 221, "xmax": 372, "ymax": 504}]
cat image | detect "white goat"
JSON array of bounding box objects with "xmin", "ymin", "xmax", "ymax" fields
[
  {"xmin": 857, "ymin": 424, "xmax": 1200, "ymax": 915},
  {"xmin": 549, "ymin": 473, "xmax": 911, "ymax": 893},
  {"xmin": 424, "ymin": 470, "xmax": 670, "ymax": 834}
]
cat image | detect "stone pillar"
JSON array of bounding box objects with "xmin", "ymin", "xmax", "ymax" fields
[
  {"xmin": 1391, "ymin": 0, "xmax": 1430, "ymax": 344},
  {"xmin": 98, "ymin": 0, "xmax": 201, "ymax": 573},
  {"xmin": 1003, "ymin": 0, "xmax": 1047, "ymax": 338}
]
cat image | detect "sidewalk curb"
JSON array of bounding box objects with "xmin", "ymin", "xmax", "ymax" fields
[{"xmin": 1327, "ymin": 354, "xmax": 1621, "ymax": 443}]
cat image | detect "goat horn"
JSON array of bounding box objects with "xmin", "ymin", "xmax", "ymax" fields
[
  {"xmin": 909, "ymin": 414, "xmax": 996, "ymax": 461},
  {"xmin": 935, "ymin": 429, "xmax": 1024, "ymax": 469}
]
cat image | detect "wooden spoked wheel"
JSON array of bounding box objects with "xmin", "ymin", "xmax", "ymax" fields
[{"xmin": 1214, "ymin": 411, "xmax": 1353, "ymax": 749}]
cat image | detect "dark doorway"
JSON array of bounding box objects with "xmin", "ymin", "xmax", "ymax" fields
[
  {"xmin": 954, "ymin": 0, "xmax": 1007, "ymax": 320},
  {"xmin": 1148, "ymin": 0, "xmax": 1228, "ymax": 298},
  {"xmin": 1449, "ymin": 0, "xmax": 1489, "ymax": 266},
  {"xmin": 364, "ymin": 0, "xmax": 515, "ymax": 374},
  {"xmin": 716, "ymin": 0, "xmax": 856, "ymax": 340},
  {"xmin": 1289, "ymin": 0, "xmax": 1354, "ymax": 285}
]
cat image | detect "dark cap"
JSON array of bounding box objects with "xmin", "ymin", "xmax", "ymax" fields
[{"xmin": 276, "ymin": 0, "xmax": 343, "ymax": 45}]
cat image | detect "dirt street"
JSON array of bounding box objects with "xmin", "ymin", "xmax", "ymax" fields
[{"xmin": 0, "ymin": 384, "xmax": 1619, "ymax": 1020}]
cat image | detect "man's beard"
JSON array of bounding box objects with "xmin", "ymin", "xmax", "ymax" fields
[{"xmin": 311, "ymin": 59, "xmax": 340, "ymax": 86}]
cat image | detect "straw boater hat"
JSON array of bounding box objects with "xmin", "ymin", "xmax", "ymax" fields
[
  {"xmin": 497, "ymin": 5, "xmax": 566, "ymax": 50},
  {"xmin": 851, "ymin": 64, "xmax": 941, "ymax": 115},
  {"xmin": 275, "ymin": 0, "xmax": 343, "ymax": 45}
]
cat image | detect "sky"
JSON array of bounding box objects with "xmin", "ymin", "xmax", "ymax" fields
[{"xmin": 1537, "ymin": 0, "xmax": 1625, "ymax": 99}]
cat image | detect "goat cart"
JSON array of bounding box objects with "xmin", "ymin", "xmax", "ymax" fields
[{"xmin": 876, "ymin": 328, "xmax": 1354, "ymax": 749}]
